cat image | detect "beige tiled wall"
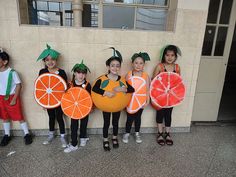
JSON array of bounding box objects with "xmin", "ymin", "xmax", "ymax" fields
[{"xmin": 0, "ymin": 0, "xmax": 209, "ymax": 130}]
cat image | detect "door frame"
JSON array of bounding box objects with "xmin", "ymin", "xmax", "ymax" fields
[{"xmin": 192, "ymin": 0, "xmax": 236, "ymax": 121}]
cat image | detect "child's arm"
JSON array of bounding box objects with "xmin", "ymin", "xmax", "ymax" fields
[
  {"xmin": 92, "ymin": 79, "xmax": 115, "ymax": 98},
  {"xmin": 144, "ymin": 75, "xmax": 150, "ymax": 107},
  {"xmin": 152, "ymin": 64, "xmax": 161, "ymax": 79},
  {"xmin": 10, "ymin": 83, "xmax": 21, "ymax": 106},
  {"xmin": 113, "ymin": 81, "xmax": 135, "ymax": 93}
]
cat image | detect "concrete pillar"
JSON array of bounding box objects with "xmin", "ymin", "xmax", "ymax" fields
[{"xmin": 72, "ymin": 0, "xmax": 83, "ymax": 27}]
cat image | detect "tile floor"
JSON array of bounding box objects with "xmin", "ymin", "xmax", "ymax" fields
[{"xmin": 0, "ymin": 125, "xmax": 236, "ymax": 177}]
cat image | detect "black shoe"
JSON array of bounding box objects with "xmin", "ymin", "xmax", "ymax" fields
[
  {"xmin": 24, "ymin": 134, "xmax": 33, "ymax": 145},
  {"xmin": 112, "ymin": 138, "xmax": 119, "ymax": 149},
  {"xmin": 157, "ymin": 132, "xmax": 165, "ymax": 146},
  {"xmin": 0, "ymin": 135, "xmax": 11, "ymax": 146},
  {"xmin": 103, "ymin": 141, "xmax": 110, "ymax": 151},
  {"xmin": 165, "ymin": 132, "xmax": 173, "ymax": 146}
]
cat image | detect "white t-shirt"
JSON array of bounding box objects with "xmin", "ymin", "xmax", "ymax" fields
[{"xmin": 0, "ymin": 67, "xmax": 21, "ymax": 95}]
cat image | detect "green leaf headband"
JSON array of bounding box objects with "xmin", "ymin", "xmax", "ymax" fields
[
  {"xmin": 37, "ymin": 44, "xmax": 60, "ymax": 61},
  {"xmin": 131, "ymin": 52, "xmax": 150, "ymax": 62},
  {"xmin": 71, "ymin": 60, "xmax": 91, "ymax": 73},
  {"xmin": 159, "ymin": 45, "xmax": 182, "ymax": 60},
  {"xmin": 109, "ymin": 47, "xmax": 123, "ymax": 62}
]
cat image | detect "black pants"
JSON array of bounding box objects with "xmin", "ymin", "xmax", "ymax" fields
[
  {"xmin": 70, "ymin": 116, "xmax": 89, "ymax": 146},
  {"xmin": 125, "ymin": 109, "xmax": 143, "ymax": 133},
  {"xmin": 103, "ymin": 111, "xmax": 120, "ymax": 138},
  {"xmin": 47, "ymin": 106, "xmax": 65, "ymax": 134},
  {"xmin": 156, "ymin": 107, "xmax": 173, "ymax": 127}
]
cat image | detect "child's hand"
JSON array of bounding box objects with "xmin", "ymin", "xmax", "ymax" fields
[
  {"xmin": 113, "ymin": 86, "xmax": 127, "ymax": 93},
  {"xmin": 103, "ymin": 91, "xmax": 116, "ymax": 98},
  {"xmin": 10, "ymin": 98, "xmax": 16, "ymax": 106}
]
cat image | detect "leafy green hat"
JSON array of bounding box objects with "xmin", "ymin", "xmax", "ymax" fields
[
  {"xmin": 131, "ymin": 52, "xmax": 150, "ymax": 62},
  {"xmin": 37, "ymin": 44, "xmax": 60, "ymax": 61},
  {"xmin": 160, "ymin": 45, "xmax": 182, "ymax": 60},
  {"xmin": 109, "ymin": 47, "xmax": 122, "ymax": 62},
  {"xmin": 71, "ymin": 60, "xmax": 91, "ymax": 73}
]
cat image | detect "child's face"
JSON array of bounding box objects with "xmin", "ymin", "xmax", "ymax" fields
[
  {"xmin": 74, "ymin": 72, "xmax": 86, "ymax": 83},
  {"xmin": 0, "ymin": 58, "xmax": 8, "ymax": 70},
  {"xmin": 132, "ymin": 57, "xmax": 145, "ymax": 72},
  {"xmin": 164, "ymin": 50, "xmax": 176, "ymax": 64},
  {"xmin": 107, "ymin": 60, "xmax": 121, "ymax": 75},
  {"xmin": 44, "ymin": 56, "xmax": 57, "ymax": 69}
]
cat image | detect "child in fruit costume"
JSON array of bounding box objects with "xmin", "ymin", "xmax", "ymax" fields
[
  {"xmin": 122, "ymin": 52, "xmax": 150, "ymax": 144},
  {"xmin": 37, "ymin": 44, "xmax": 68, "ymax": 148},
  {"xmin": 64, "ymin": 61, "xmax": 92, "ymax": 153},
  {"xmin": 152, "ymin": 45, "xmax": 181, "ymax": 146},
  {"xmin": 0, "ymin": 49, "xmax": 33, "ymax": 146},
  {"xmin": 92, "ymin": 47, "xmax": 134, "ymax": 151}
]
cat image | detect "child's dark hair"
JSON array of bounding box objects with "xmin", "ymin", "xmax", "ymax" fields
[
  {"xmin": 106, "ymin": 56, "xmax": 122, "ymax": 66},
  {"xmin": 72, "ymin": 68, "xmax": 87, "ymax": 85},
  {"xmin": 0, "ymin": 51, "xmax": 10, "ymax": 65},
  {"xmin": 161, "ymin": 45, "xmax": 178, "ymax": 63}
]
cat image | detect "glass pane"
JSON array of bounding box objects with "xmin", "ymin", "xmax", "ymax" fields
[
  {"xmin": 48, "ymin": 2, "xmax": 60, "ymax": 11},
  {"xmin": 82, "ymin": 4, "xmax": 98, "ymax": 27},
  {"xmin": 136, "ymin": 0, "xmax": 167, "ymax": 5},
  {"xmin": 136, "ymin": 8, "xmax": 167, "ymax": 30},
  {"xmin": 220, "ymin": 0, "xmax": 233, "ymax": 24},
  {"xmin": 103, "ymin": 6, "xmax": 135, "ymax": 29},
  {"xmin": 65, "ymin": 12, "xmax": 73, "ymax": 26},
  {"xmin": 207, "ymin": 0, "xmax": 220, "ymax": 24},
  {"xmin": 37, "ymin": 11, "xmax": 61, "ymax": 26},
  {"xmin": 214, "ymin": 27, "xmax": 228, "ymax": 56},
  {"xmin": 202, "ymin": 26, "xmax": 216, "ymax": 56},
  {"xmin": 37, "ymin": 1, "xmax": 48, "ymax": 11},
  {"xmin": 63, "ymin": 2, "xmax": 72, "ymax": 11},
  {"xmin": 27, "ymin": 0, "xmax": 38, "ymax": 25}
]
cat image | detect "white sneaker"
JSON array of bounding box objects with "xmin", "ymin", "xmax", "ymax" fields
[
  {"xmin": 122, "ymin": 133, "xmax": 130, "ymax": 143},
  {"xmin": 135, "ymin": 132, "xmax": 142, "ymax": 143},
  {"xmin": 64, "ymin": 144, "xmax": 78, "ymax": 153},
  {"xmin": 60, "ymin": 136, "xmax": 67, "ymax": 148},
  {"xmin": 43, "ymin": 135, "xmax": 54, "ymax": 145},
  {"xmin": 80, "ymin": 138, "xmax": 89, "ymax": 147}
]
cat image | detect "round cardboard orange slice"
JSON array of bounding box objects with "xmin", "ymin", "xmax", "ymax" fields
[
  {"xmin": 34, "ymin": 73, "xmax": 67, "ymax": 109},
  {"xmin": 61, "ymin": 87, "xmax": 92, "ymax": 119}
]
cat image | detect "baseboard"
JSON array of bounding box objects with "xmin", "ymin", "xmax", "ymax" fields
[{"xmin": 0, "ymin": 127, "xmax": 190, "ymax": 136}]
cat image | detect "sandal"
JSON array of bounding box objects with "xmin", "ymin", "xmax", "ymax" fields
[
  {"xmin": 165, "ymin": 132, "xmax": 173, "ymax": 146},
  {"xmin": 157, "ymin": 132, "xmax": 165, "ymax": 146},
  {"xmin": 112, "ymin": 138, "xmax": 119, "ymax": 148},
  {"xmin": 103, "ymin": 141, "xmax": 110, "ymax": 151}
]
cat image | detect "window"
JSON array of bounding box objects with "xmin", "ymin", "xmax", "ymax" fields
[
  {"xmin": 91, "ymin": 0, "xmax": 168, "ymax": 30},
  {"xmin": 26, "ymin": 0, "xmax": 73, "ymax": 26},
  {"xmin": 202, "ymin": 0, "xmax": 233, "ymax": 56},
  {"xmin": 20, "ymin": 0, "xmax": 170, "ymax": 31}
]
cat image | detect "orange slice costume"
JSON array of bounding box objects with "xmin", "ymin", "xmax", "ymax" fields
[
  {"xmin": 126, "ymin": 71, "xmax": 149, "ymax": 114},
  {"xmin": 34, "ymin": 73, "xmax": 67, "ymax": 109},
  {"xmin": 61, "ymin": 87, "xmax": 92, "ymax": 120}
]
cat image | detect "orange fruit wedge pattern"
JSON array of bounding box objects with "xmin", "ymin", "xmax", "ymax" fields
[
  {"xmin": 34, "ymin": 73, "xmax": 67, "ymax": 109},
  {"xmin": 150, "ymin": 72, "xmax": 185, "ymax": 109},
  {"xmin": 127, "ymin": 76, "xmax": 147, "ymax": 114},
  {"xmin": 61, "ymin": 87, "xmax": 92, "ymax": 119}
]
